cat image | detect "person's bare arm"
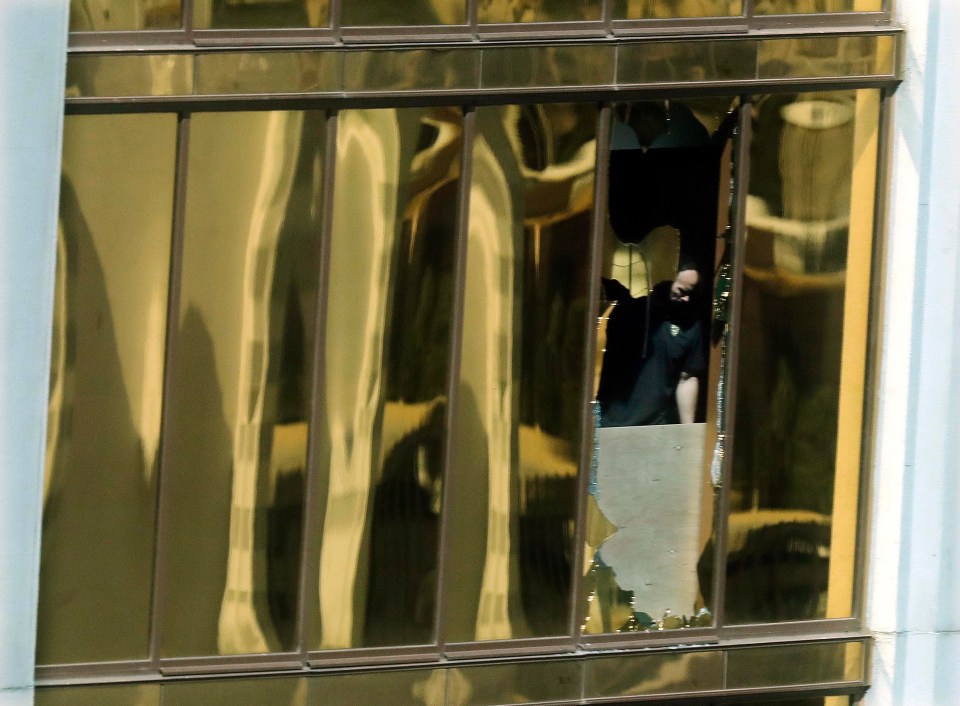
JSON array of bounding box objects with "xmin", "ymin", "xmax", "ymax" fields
[{"xmin": 676, "ymin": 373, "xmax": 699, "ymax": 424}]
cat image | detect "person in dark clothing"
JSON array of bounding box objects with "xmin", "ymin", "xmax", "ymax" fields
[{"xmin": 597, "ymin": 264, "xmax": 705, "ymax": 427}]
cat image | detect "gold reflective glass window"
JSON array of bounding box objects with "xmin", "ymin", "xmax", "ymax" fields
[
  {"xmin": 160, "ymin": 110, "xmax": 326, "ymax": 657},
  {"xmin": 445, "ymin": 103, "xmax": 597, "ymax": 642},
  {"xmin": 310, "ymin": 107, "xmax": 463, "ymax": 650},
  {"xmin": 611, "ymin": 0, "xmax": 741, "ymax": 19},
  {"xmin": 584, "ymin": 98, "xmax": 737, "ymax": 634},
  {"xmin": 478, "ymin": 0, "xmax": 601, "ymax": 23},
  {"xmin": 38, "ymin": 113, "xmax": 177, "ymax": 665},
  {"xmin": 70, "ymin": 0, "xmax": 180, "ymax": 30},
  {"xmin": 754, "ymin": 0, "xmax": 881, "ymax": 13},
  {"xmin": 194, "ymin": 0, "xmax": 329, "ymax": 29},
  {"xmin": 725, "ymin": 89, "xmax": 880, "ymax": 623},
  {"xmin": 342, "ymin": 0, "xmax": 466, "ymax": 26}
]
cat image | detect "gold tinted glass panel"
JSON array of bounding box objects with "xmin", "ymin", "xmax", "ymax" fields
[
  {"xmin": 611, "ymin": 0, "xmax": 741, "ymax": 18},
  {"xmin": 196, "ymin": 52, "xmax": 341, "ymax": 95},
  {"xmin": 754, "ymin": 0, "xmax": 880, "ymax": 13},
  {"xmin": 344, "ymin": 50, "xmax": 480, "ymax": 92},
  {"xmin": 757, "ymin": 36, "xmax": 894, "ymax": 79},
  {"xmin": 726, "ymin": 89, "xmax": 880, "ymax": 623},
  {"xmin": 70, "ymin": 0, "xmax": 180, "ymax": 30},
  {"xmin": 38, "ymin": 114, "xmax": 176, "ymax": 665},
  {"xmin": 585, "ymin": 99, "xmax": 737, "ymax": 634},
  {"xmin": 37, "ymin": 684, "xmax": 160, "ymax": 706},
  {"xmin": 616, "ymin": 41, "xmax": 757, "ymax": 85},
  {"xmin": 481, "ymin": 45, "xmax": 614, "ymax": 88},
  {"xmin": 478, "ymin": 0, "xmax": 601, "ymax": 22},
  {"xmin": 342, "ymin": 0, "xmax": 466, "ymax": 25},
  {"xmin": 161, "ymin": 111, "xmax": 326, "ymax": 657},
  {"xmin": 445, "ymin": 103, "xmax": 596, "ymax": 642},
  {"xmin": 194, "ymin": 0, "xmax": 329, "ymax": 29},
  {"xmin": 583, "ymin": 650, "xmax": 723, "ymax": 698},
  {"xmin": 726, "ymin": 641, "xmax": 865, "ymax": 688},
  {"xmin": 65, "ymin": 55, "xmax": 193, "ymax": 99},
  {"xmin": 307, "ymin": 669, "xmax": 446, "ymax": 705},
  {"xmin": 164, "ymin": 677, "xmax": 308, "ymax": 705},
  {"xmin": 451, "ymin": 661, "xmax": 582, "ymax": 704},
  {"xmin": 310, "ymin": 108, "xmax": 462, "ymax": 650}
]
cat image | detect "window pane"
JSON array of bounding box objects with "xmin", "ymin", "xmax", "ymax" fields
[
  {"xmin": 194, "ymin": 0, "xmax": 329, "ymax": 29},
  {"xmin": 724, "ymin": 89, "xmax": 880, "ymax": 623},
  {"xmin": 726, "ymin": 641, "xmax": 864, "ymax": 688},
  {"xmin": 342, "ymin": 0, "xmax": 465, "ymax": 26},
  {"xmin": 38, "ymin": 114, "xmax": 176, "ymax": 665},
  {"xmin": 585, "ymin": 98, "xmax": 736, "ymax": 634},
  {"xmin": 70, "ymin": 0, "xmax": 180, "ymax": 30},
  {"xmin": 611, "ymin": 0, "xmax": 741, "ymax": 19},
  {"xmin": 445, "ymin": 103, "xmax": 597, "ymax": 642},
  {"xmin": 478, "ymin": 0, "xmax": 601, "ymax": 23},
  {"xmin": 310, "ymin": 108, "xmax": 462, "ymax": 649},
  {"xmin": 160, "ymin": 111, "xmax": 326, "ymax": 656},
  {"xmin": 754, "ymin": 0, "xmax": 880, "ymax": 13}
]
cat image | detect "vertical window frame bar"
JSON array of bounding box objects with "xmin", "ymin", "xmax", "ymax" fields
[
  {"xmin": 148, "ymin": 111, "xmax": 192, "ymax": 670},
  {"xmin": 712, "ymin": 95, "xmax": 751, "ymax": 633},
  {"xmin": 435, "ymin": 105, "xmax": 477, "ymax": 653},
  {"xmin": 569, "ymin": 102, "xmax": 612, "ymax": 642},
  {"xmin": 294, "ymin": 108, "xmax": 340, "ymax": 664}
]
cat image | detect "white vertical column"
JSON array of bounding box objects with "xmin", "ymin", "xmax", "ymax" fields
[
  {"xmin": 867, "ymin": 0, "xmax": 960, "ymax": 704},
  {"xmin": 0, "ymin": 2, "xmax": 69, "ymax": 705}
]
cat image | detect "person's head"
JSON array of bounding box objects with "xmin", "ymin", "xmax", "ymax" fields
[{"xmin": 670, "ymin": 264, "xmax": 700, "ymax": 303}]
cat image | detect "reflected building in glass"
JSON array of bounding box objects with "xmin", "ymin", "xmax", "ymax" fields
[{"xmin": 12, "ymin": 1, "xmax": 929, "ymax": 705}]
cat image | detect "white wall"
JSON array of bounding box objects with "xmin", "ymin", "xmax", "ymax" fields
[
  {"xmin": 867, "ymin": 0, "xmax": 960, "ymax": 704},
  {"xmin": 0, "ymin": 2, "xmax": 70, "ymax": 704}
]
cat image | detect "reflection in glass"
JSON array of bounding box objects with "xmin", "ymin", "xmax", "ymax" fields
[
  {"xmin": 757, "ymin": 35, "xmax": 894, "ymax": 79},
  {"xmin": 344, "ymin": 50, "xmax": 479, "ymax": 92},
  {"xmin": 478, "ymin": 0, "xmax": 601, "ymax": 22},
  {"xmin": 611, "ymin": 0, "xmax": 740, "ymax": 18},
  {"xmin": 37, "ymin": 684, "xmax": 160, "ymax": 706},
  {"xmin": 38, "ymin": 114, "xmax": 176, "ymax": 665},
  {"xmin": 726, "ymin": 641, "xmax": 864, "ymax": 688},
  {"xmin": 65, "ymin": 55, "xmax": 193, "ymax": 99},
  {"xmin": 583, "ymin": 650, "xmax": 723, "ymax": 699},
  {"xmin": 161, "ymin": 111, "xmax": 326, "ymax": 656},
  {"xmin": 584, "ymin": 99, "xmax": 737, "ymax": 633},
  {"xmin": 164, "ymin": 677, "xmax": 308, "ymax": 705},
  {"xmin": 451, "ymin": 661, "xmax": 582, "ymax": 704},
  {"xmin": 307, "ymin": 669, "xmax": 446, "ymax": 705},
  {"xmin": 616, "ymin": 40, "xmax": 757, "ymax": 85},
  {"xmin": 70, "ymin": 0, "xmax": 180, "ymax": 30},
  {"xmin": 194, "ymin": 0, "xmax": 329, "ymax": 29},
  {"xmin": 754, "ymin": 0, "xmax": 880, "ymax": 13},
  {"xmin": 446, "ymin": 103, "xmax": 597, "ymax": 642},
  {"xmin": 342, "ymin": 0, "xmax": 465, "ymax": 26},
  {"xmin": 723, "ymin": 90, "xmax": 880, "ymax": 623},
  {"xmin": 196, "ymin": 52, "xmax": 340, "ymax": 95},
  {"xmin": 481, "ymin": 46, "xmax": 614, "ymax": 89},
  {"xmin": 312, "ymin": 108, "xmax": 462, "ymax": 649}
]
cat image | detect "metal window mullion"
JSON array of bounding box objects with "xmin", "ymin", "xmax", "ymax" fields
[
  {"xmin": 434, "ymin": 106, "xmax": 477, "ymax": 652},
  {"xmin": 295, "ymin": 109, "xmax": 341, "ymax": 660},
  {"xmin": 712, "ymin": 95, "xmax": 752, "ymax": 633},
  {"xmin": 183, "ymin": 0, "xmax": 194, "ymax": 35},
  {"xmin": 330, "ymin": 0, "xmax": 342, "ymax": 41},
  {"xmin": 569, "ymin": 103, "xmax": 612, "ymax": 642},
  {"xmin": 148, "ymin": 111, "xmax": 193, "ymax": 669}
]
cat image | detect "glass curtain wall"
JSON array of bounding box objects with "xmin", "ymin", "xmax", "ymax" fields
[{"xmin": 38, "ymin": 89, "xmax": 882, "ymax": 669}]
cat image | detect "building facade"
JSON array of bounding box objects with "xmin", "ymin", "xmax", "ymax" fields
[{"xmin": 0, "ymin": 0, "xmax": 958, "ymax": 704}]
